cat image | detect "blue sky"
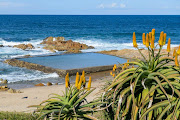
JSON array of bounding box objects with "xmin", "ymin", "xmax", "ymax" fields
[{"xmin": 0, "ymin": 0, "xmax": 179, "ymax": 15}]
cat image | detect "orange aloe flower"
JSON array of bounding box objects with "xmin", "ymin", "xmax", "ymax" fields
[
  {"xmin": 133, "ymin": 32, "xmax": 138, "ymax": 48},
  {"xmin": 142, "ymin": 33, "xmax": 146, "ymax": 45},
  {"xmin": 167, "ymin": 38, "xmax": 171, "ymax": 53},
  {"xmin": 146, "ymin": 33, "xmax": 149, "ymax": 48}
]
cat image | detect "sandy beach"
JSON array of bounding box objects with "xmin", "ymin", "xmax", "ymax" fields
[{"xmin": 0, "ymin": 75, "xmax": 111, "ymax": 113}]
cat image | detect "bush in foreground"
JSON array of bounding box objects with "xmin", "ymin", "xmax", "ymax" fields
[{"xmin": 101, "ymin": 29, "xmax": 180, "ymax": 120}]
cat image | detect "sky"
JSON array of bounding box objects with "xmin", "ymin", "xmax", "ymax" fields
[{"xmin": 0, "ymin": 0, "xmax": 179, "ymax": 15}]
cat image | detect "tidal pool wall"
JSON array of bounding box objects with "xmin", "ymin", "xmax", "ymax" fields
[{"xmin": 4, "ymin": 53, "xmax": 127, "ymax": 76}]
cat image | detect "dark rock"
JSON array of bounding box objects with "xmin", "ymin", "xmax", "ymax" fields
[
  {"xmin": 0, "ymin": 45, "xmax": 4, "ymax": 47},
  {"xmin": 47, "ymin": 82, "xmax": 52, "ymax": 86}
]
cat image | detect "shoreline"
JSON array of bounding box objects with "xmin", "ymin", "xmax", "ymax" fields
[{"xmin": 0, "ymin": 74, "xmax": 112, "ymax": 112}]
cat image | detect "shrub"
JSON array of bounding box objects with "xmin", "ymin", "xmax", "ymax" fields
[
  {"xmin": 30, "ymin": 71, "xmax": 101, "ymax": 120},
  {"xmin": 101, "ymin": 29, "xmax": 180, "ymax": 120}
]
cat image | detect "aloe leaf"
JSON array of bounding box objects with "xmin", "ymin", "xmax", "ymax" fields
[{"xmin": 140, "ymin": 100, "xmax": 170, "ymax": 120}]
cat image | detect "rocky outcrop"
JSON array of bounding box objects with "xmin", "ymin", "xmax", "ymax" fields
[
  {"xmin": 0, "ymin": 45, "xmax": 4, "ymax": 47},
  {"xmin": 35, "ymin": 83, "xmax": 45, "ymax": 86},
  {"xmin": 0, "ymin": 79, "xmax": 8, "ymax": 84},
  {"xmin": 8, "ymin": 88, "xmax": 22, "ymax": 93},
  {"xmin": 0, "ymin": 85, "xmax": 8, "ymax": 91},
  {"xmin": 13, "ymin": 43, "xmax": 35, "ymax": 50},
  {"xmin": 41, "ymin": 37, "xmax": 94, "ymax": 53},
  {"xmin": 47, "ymin": 82, "xmax": 52, "ymax": 86}
]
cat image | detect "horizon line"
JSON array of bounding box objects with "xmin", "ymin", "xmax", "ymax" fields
[{"xmin": 0, "ymin": 14, "xmax": 179, "ymax": 16}]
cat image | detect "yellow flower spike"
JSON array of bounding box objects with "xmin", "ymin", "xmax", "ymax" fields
[
  {"xmin": 114, "ymin": 64, "xmax": 117, "ymax": 69},
  {"xmin": 159, "ymin": 31, "xmax": 164, "ymax": 46},
  {"xmin": 87, "ymin": 76, "xmax": 92, "ymax": 90},
  {"xmin": 146, "ymin": 33, "xmax": 149, "ymax": 48},
  {"xmin": 149, "ymin": 32, "xmax": 152, "ymax": 43},
  {"xmin": 167, "ymin": 38, "xmax": 171, "ymax": 53},
  {"xmin": 65, "ymin": 74, "xmax": 69, "ymax": 88},
  {"xmin": 152, "ymin": 29, "xmax": 155, "ymax": 37},
  {"xmin": 142, "ymin": 33, "xmax": 146, "ymax": 45},
  {"xmin": 163, "ymin": 33, "xmax": 167, "ymax": 45},
  {"xmin": 75, "ymin": 72, "xmax": 79, "ymax": 88},
  {"xmin": 122, "ymin": 66, "xmax": 125, "ymax": 70},
  {"xmin": 132, "ymin": 66, "xmax": 134, "ymax": 68},
  {"xmin": 78, "ymin": 75, "xmax": 83, "ymax": 89},
  {"xmin": 110, "ymin": 71, "xmax": 113, "ymax": 75},
  {"xmin": 150, "ymin": 36, "xmax": 155, "ymax": 49},
  {"xmin": 175, "ymin": 53, "xmax": 179, "ymax": 67},
  {"xmin": 83, "ymin": 76, "xmax": 86, "ymax": 83},
  {"xmin": 173, "ymin": 49, "xmax": 176, "ymax": 57},
  {"xmin": 112, "ymin": 74, "xmax": 115, "ymax": 77},
  {"xmin": 113, "ymin": 67, "xmax": 115, "ymax": 71},
  {"xmin": 133, "ymin": 32, "xmax": 138, "ymax": 48},
  {"xmin": 177, "ymin": 45, "xmax": 180, "ymax": 55}
]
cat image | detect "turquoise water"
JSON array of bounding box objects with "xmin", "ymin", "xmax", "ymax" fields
[{"xmin": 20, "ymin": 53, "xmax": 127, "ymax": 70}]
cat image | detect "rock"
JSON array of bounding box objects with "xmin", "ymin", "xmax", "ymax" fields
[
  {"xmin": 47, "ymin": 82, "xmax": 52, "ymax": 86},
  {"xmin": 0, "ymin": 85, "xmax": 8, "ymax": 91},
  {"xmin": 55, "ymin": 83, "xmax": 58, "ymax": 85},
  {"xmin": 41, "ymin": 37, "xmax": 94, "ymax": 52},
  {"xmin": 7, "ymin": 88, "xmax": 22, "ymax": 93},
  {"xmin": 0, "ymin": 45, "xmax": 4, "ymax": 47},
  {"xmin": 35, "ymin": 83, "xmax": 45, "ymax": 86},
  {"xmin": 13, "ymin": 43, "xmax": 35, "ymax": 50},
  {"xmin": 1, "ymin": 79, "xmax": 8, "ymax": 84},
  {"xmin": 66, "ymin": 49, "xmax": 82, "ymax": 53},
  {"xmin": 23, "ymin": 55, "xmax": 32, "ymax": 58},
  {"xmin": 22, "ymin": 96, "xmax": 28, "ymax": 99}
]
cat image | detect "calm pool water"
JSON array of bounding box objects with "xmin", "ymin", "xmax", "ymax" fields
[{"xmin": 19, "ymin": 53, "xmax": 127, "ymax": 70}]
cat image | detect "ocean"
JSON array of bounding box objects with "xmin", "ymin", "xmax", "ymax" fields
[{"xmin": 0, "ymin": 15, "xmax": 180, "ymax": 83}]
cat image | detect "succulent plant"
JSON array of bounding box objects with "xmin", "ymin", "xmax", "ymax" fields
[
  {"xmin": 30, "ymin": 72, "xmax": 101, "ymax": 120},
  {"xmin": 101, "ymin": 29, "xmax": 180, "ymax": 120}
]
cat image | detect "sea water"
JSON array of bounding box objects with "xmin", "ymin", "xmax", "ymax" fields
[{"xmin": 0, "ymin": 15, "xmax": 179, "ymax": 82}]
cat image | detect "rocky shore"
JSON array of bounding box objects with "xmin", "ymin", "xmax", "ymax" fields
[{"xmin": 41, "ymin": 37, "xmax": 94, "ymax": 53}]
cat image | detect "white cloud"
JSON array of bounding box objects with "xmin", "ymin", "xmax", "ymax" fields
[
  {"xmin": 97, "ymin": 3, "xmax": 126, "ymax": 9},
  {"xmin": 0, "ymin": 2, "xmax": 25, "ymax": 7},
  {"xmin": 120, "ymin": 4, "xmax": 126, "ymax": 8}
]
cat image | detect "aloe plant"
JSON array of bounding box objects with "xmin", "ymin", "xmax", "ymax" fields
[
  {"xmin": 30, "ymin": 72, "xmax": 101, "ymax": 120},
  {"xmin": 101, "ymin": 29, "xmax": 180, "ymax": 120}
]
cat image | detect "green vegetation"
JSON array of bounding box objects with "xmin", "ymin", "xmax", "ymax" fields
[
  {"xmin": 29, "ymin": 29, "xmax": 180, "ymax": 120},
  {"xmin": 0, "ymin": 111, "xmax": 39, "ymax": 120},
  {"xmin": 30, "ymin": 72, "xmax": 102, "ymax": 120},
  {"xmin": 101, "ymin": 29, "xmax": 180, "ymax": 119}
]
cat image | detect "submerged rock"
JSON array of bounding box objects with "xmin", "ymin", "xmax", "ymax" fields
[
  {"xmin": 41, "ymin": 37, "xmax": 94, "ymax": 52},
  {"xmin": 13, "ymin": 43, "xmax": 35, "ymax": 50},
  {"xmin": 0, "ymin": 45, "xmax": 4, "ymax": 47}
]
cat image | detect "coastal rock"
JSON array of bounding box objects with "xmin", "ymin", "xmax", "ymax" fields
[
  {"xmin": 13, "ymin": 43, "xmax": 35, "ymax": 50},
  {"xmin": 47, "ymin": 82, "xmax": 52, "ymax": 86},
  {"xmin": 65, "ymin": 49, "xmax": 82, "ymax": 53},
  {"xmin": 35, "ymin": 83, "xmax": 45, "ymax": 86},
  {"xmin": 0, "ymin": 79, "xmax": 8, "ymax": 84},
  {"xmin": 0, "ymin": 45, "xmax": 4, "ymax": 47},
  {"xmin": 7, "ymin": 88, "xmax": 22, "ymax": 93},
  {"xmin": 0, "ymin": 85, "xmax": 8, "ymax": 91},
  {"xmin": 41, "ymin": 37, "xmax": 94, "ymax": 52}
]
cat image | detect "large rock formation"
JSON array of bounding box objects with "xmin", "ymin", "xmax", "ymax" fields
[
  {"xmin": 13, "ymin": 43, "xmax": 35, "ymax": 50},
  {"xmin": 41, "ymin": 37, "xmax": 94, "ymax": 53}
]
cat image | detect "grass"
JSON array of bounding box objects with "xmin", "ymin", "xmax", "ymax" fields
[{"xmin": 0, "ymin": 111, "xmax": 40, "ymax": 120}]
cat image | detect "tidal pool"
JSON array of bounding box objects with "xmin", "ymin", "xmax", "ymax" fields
[{"xmin": 19, "ymin": 53, "xmax": 127, "ymax": 70}]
